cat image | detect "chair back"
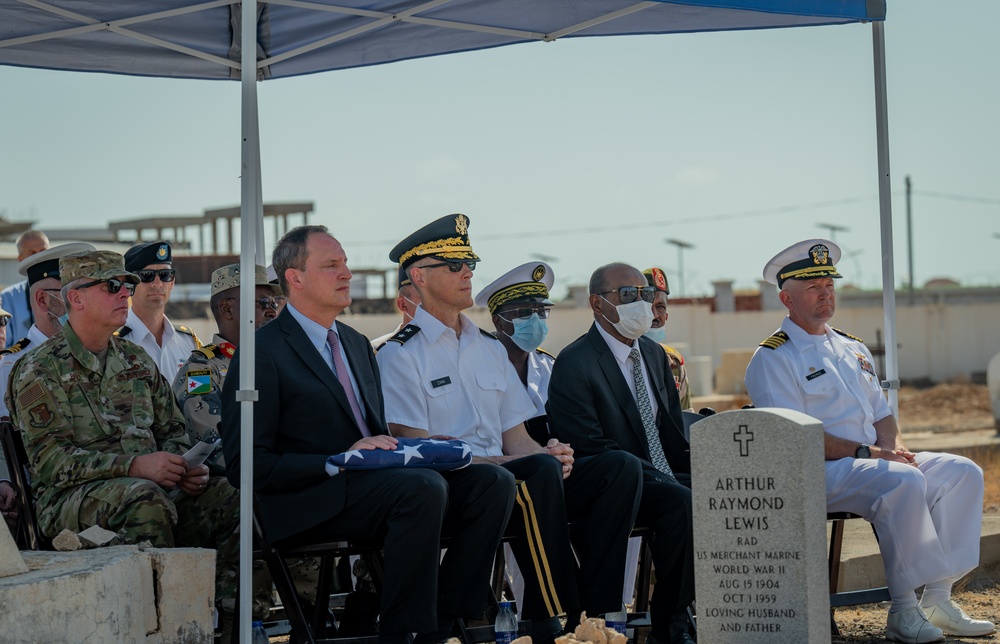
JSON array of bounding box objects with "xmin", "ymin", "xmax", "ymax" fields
[{"xmin": 0, "ymin": 419, "xmax": 45, "ymax": 550}]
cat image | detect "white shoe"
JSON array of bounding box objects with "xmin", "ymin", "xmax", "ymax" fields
[
  {"xmin": 923, "ymin": 600, "xmax": 996, "ymax": 637},
  {"xmin": 885, "ymin": 606, "xmax": 945, "ymax": 643}
]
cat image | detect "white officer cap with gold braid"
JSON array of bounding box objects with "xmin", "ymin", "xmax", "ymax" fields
[
  {"xmin": 474, "ymin": 261, "xmax": 554, "ymax": 314},
  {"xmin": 389, "ymin": 213, "xmax": 479, "ymax": 269},
  {"xmin": 763, "ymin": 238, "xmax": 843, "ymax": 288}
]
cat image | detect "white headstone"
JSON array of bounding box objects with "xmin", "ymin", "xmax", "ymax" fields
[
  {"xmin": 0, "ymin": 515, "xmax": 29, "ymax": 578},
  {"xmin": 987, "ymin": 351, "xmax": 1000, "ymax": 432},
  {"xmin": 691, "ymin": 408, "xmax": 830, "ymax": 643}
]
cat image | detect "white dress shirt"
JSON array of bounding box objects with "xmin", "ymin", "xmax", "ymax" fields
[
  {"xmin": 377, "ymin": 306, "xmax": 536, "ymax": 457},
  {"xmin": 123, "ymin": 309, "xmax": 198, "ymax": 384},
  {"xmin": 595, "ymin": 322, "xmax": 660, "ymax": 418}
]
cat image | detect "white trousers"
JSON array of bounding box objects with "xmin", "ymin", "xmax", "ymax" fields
[{"xmin": 825, "ymin": 452, "xmax": 983, "ymax": 599}]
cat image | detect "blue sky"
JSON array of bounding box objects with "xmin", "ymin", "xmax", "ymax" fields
[{"xmin": 2, "ymin": 0, "xmax": 998, "ymax": 297}]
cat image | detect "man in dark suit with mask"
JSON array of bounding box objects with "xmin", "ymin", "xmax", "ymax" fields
[
  {"xmin": 546, "ymin": 262, "xmax": 695, "ymax": 644},
  {"xmin": 220, "ymin": 225, "xmax": 514, "ymax": 644}
]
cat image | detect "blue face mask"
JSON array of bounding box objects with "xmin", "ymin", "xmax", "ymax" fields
[
  {"xmin": 504, "ymin": 313, "xmax": 548, "ymax": 352},
  {"xmin": 643, "ymin": 325, "xmax": 666, "ymax": 344},
  {"xmin": 57, "ymin": 313, "xmax": 69, "ymax": 328}
]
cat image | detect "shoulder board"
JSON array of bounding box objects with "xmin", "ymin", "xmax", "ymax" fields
[
  {"xmin": 480, "ymin": 328, "xmax": 499, "ymax": 340},
  {"xmin": 115, "ymin": 325, "xmax": 132, "ymax": 338},
  {"xmin": 388, "ymin": 324, "xmax": 421, "ymax": 346},
  {"xmin": 176, "ymin": 325, "xmax": 203, "ymax": 348},
  {"xmin": 759, "ymin": 330, "xmax": 790, "ymax": 350},
  {"xmin": 662, "ymin": 344, "xmax": 685, "ymax": 364},
  {"xmin": 0, "ymin": 337, "xmax": 30, "ymax": 355},
  {"xmin": 832, "ymin": 327, "xmax": 864, "ymax": 343},
  {"xmin": 194, "ymin": 344, "xmax": 218, "ymax": 359},
  {"xmin": 535, "ymin": 348, "xmax": 555, "ymax": 359}
]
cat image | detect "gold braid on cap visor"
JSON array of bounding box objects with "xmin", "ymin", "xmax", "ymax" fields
[
  {"xmin": 398, "ymin": 237, "xmax": 476, "ymax": 265},
  {"xmin": 488, "ymin": 283, "xmax": 549, "ymax": 314},
  {"xmin": 778, "ymin": 265, "xmax": 842, "ymax": 281}
]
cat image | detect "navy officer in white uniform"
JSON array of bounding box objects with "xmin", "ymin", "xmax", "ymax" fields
[
  {"xmin": 745, "ymin": 239, "xmax": 993, "ymax": 644},
  {"xmin": 377, "ymin": 214, "xmax": 642, "ymax": 644}
]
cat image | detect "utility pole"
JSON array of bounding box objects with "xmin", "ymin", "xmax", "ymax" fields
[
  {"xmin": 816, "ymin": 222, "xmax": 849, "ymax": 242},
  {"xmin": 906, "ymin": 175, "xmax": 914, "ymax": 305},
  {"xmin": 665, "ymin": 238, "xmax": 694, "ymax": 296}
]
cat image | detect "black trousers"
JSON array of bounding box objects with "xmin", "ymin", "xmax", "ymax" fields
[
  {"xmin": 636, "ymin": 470, "xmax": 695, "ymax": 639},
  {"xmin": 291, "ymin": 464, "xmax": 515, "ymax": 633},
  {"xmin": 503, "ymin": 451, "xmax": 641, "ymax": 620}
]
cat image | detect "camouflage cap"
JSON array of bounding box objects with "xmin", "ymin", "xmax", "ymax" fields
[
  {"xmin": 0, "ymin": 306, "xmax": 10, "ymax": 319},
  {"xmin": 210, "ymin": 263, "xmax": 279, "ymax": 296},
  {"xmin": 59, "ymin": 250, "xmax": 141, "ymax": 286}
]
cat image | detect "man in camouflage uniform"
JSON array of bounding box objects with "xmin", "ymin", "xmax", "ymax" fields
[
  {"xmin": 172, "ymin": 263, "xmax": 281, "ymax": 475},
  {"xmin": 6, "ymin": 249, "xmax": 239, "ymax": 610},
  {"xmin": 642, "ymin": 267, "xmax": 693, "ymax": 411}
]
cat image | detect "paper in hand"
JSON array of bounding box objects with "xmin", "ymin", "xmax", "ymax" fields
[{"xmin": 182, "ymin": 439, "xmax": 221, "ymax": 468}]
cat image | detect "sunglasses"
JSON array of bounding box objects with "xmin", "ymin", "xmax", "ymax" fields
[
  {"xmin": 498, "ymin": 307, "xmax": 551, "ymax": 321},
  {"xmin": 77, "ymin": 278, "xmax": 137, "ymax": 296},
  {"xmin": 135, "ymin": 269, "xmax": 176, "ymax": 283},
  {"xmin": 255, "ymin": 297, "xmax": 282, "ymax": 311},
  {"xmin": 598, "ymin": 285, "xmax": 656, "ymax": 304},
  {"xmin": 420, "ymin": 259, "xmax": 478, "ymax": 273},
  {"xmin": 0, "ymin": 317, "xmax": 7, "ymax": 327}
]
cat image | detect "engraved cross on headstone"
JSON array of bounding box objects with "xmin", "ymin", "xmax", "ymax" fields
[{"xmin": 734, "ymin": 424, "xmax": 754, "ymax": 457}]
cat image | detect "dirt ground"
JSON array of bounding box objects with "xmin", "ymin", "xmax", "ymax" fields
[{"xmin": 898, "ymin": 382, "xmax": 996, "ymax": 433}]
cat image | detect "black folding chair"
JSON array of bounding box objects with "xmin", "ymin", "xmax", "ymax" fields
[
  {"xmin": 0, "ymin": 419, "xmax": 47, "ymax": 551},
  {"xmin": 827, "ymin": 512, "xmax": 890, "ymax": 635}
]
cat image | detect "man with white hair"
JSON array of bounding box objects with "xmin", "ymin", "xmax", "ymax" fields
[
  {"xmin": 1, "ymin": 229, "xmax": 49, "ymax": 347},
  {"xmin": 745, "ymin": 239, "xmax": 993, "ymax": 644}
]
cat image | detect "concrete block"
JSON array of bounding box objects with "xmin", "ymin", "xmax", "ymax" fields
[
  {"xmin": 0, "ymin": 517, "xmax": 28, "ymax": 578},
  {"xmin": 715, "ymin": 349, "xmax": 755, "ymax": 395},
  {"xmin": 0, "ymin": 545, "xmax": 215, "ymax": 643}
]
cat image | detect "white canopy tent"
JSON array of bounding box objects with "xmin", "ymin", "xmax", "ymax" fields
[{"xmin": 0, "ymin": 1, "xmax": 897, "ymax": 637}]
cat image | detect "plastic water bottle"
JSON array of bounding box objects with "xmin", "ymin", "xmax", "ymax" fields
[
  {"xmin": 604, "ymin": 603, "xmax": 627, "ymax": 635},
  {"xmin": 251, "ymin": 620, "xmax": 269, "ymax": 644},
  {"xmin": 494, "ymin": 601, "xmax": 518, "ymax": 644}
]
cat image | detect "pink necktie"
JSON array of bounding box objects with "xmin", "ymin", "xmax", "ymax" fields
[{"xmin": 327, "ymin": 329, "xmax": 371, "ymax": 437}]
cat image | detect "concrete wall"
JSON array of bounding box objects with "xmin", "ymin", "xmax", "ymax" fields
[{"xmin": 0, "ymin": 546, "xmax": 215, "ymax": 643}]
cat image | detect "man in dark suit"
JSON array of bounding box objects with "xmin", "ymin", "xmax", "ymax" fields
[
  {"xmin": 220, "ymin": 225, "xmax": 515, "ymax": 644},
  {"xmin": 546, "ymin": 262, "xmax": 695, "ymax": 644}
]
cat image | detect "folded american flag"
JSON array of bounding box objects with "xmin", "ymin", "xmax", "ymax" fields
[{"xmin": 326, "ymin": 437, "xmax": 473, "ymax": 472}]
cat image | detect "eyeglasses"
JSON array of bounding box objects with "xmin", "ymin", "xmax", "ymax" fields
[
  {"xmin": 0, "ymin": 317, "xmax": 7, "ymax": 327},
  {"xmin": 597, "ymin": 286, "xmax": 656, "ymax": 304},
  {"xmin": 498, "ymin": 307, "xmax": 551, "ymax": 321},
  {"xmin": 419, "ymin": 260, "xmax": 478, "ymax": 273},
  {"xmin": 255, "ymin": 297, "xmax": 282, "ymax": 311},
  {"xmin": 76, "ymin": 278, "xmax": 137, "ymax": 296},
  {"xmin": 135, "ymin": 269, "xmax": 176, "ymax": 283}
]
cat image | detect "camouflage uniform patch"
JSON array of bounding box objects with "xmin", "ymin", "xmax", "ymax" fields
[{"xmin": 171, "ymin": 334, "xmax": 232, "ymax": 475}]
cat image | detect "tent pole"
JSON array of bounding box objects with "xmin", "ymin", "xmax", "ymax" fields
[
  {"xmin": 872, "ymin": 20, "xmax": 899, "ymax": 415},
  {"xmin": 238, "ymin": 0, "xmax": 261, "ymax": 640}
]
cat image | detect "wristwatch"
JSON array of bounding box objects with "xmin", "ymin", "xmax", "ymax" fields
[{"xmin": 855, "ymin": 444, "xmax": 872, "ymax": 459}]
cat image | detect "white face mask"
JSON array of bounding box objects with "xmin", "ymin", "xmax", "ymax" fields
[
  {"xmin": 643, "ymin": 325, "xmax": 667, "ymax": 344},
  {"xmin": 600, "ymin": 296, "xmax": 654, "ymax": 340}
]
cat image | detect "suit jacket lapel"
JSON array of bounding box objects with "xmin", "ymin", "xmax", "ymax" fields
[
  {"xmin": 278, "ymin": 312, "xmax": 359, "ymax": 429},
  {"xmin": 338, "ymin": 325, "xmax": 383, "ymax": 433},
  {"xmin": 587, "ymin": 325, "xmax": 646, "ymax": 442},
  {"xmin": 640, "ymin": 337, "xmax": 685, "ymax": 442}
]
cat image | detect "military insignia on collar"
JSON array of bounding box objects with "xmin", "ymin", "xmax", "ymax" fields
[
  {"xmin": 532, "ymin": 264, "xmax": 546, "ymax": 281},
  {"xmin": 455, "ymin": 214, "xmax": 468, "ymax": 236},
  {"xmin": 809, "ymin": 244, "xmax": 830, "ymax": 265},
  {"xmin": 389, "ymin": 324, "xmax": 421, "ymax": 345},
  {"xmin": 218, "ymin": 342, "xmax": 236, "ymax": 359},
  {"xmin": 156, "ymin": 244, "xmax": 169, "ymax": 260},
  {"xmin": 856, "ymin": 353, "xmax": 877, "ymax": 377}
]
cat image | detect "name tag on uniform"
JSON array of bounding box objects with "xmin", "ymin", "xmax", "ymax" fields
[
  {"xmin": 431, "ymin": 376, "xmax": 452, "ymax": 388},
  {"xmin": 806, "ymin": 369, "xmax": 827, "ymax": 381}
]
